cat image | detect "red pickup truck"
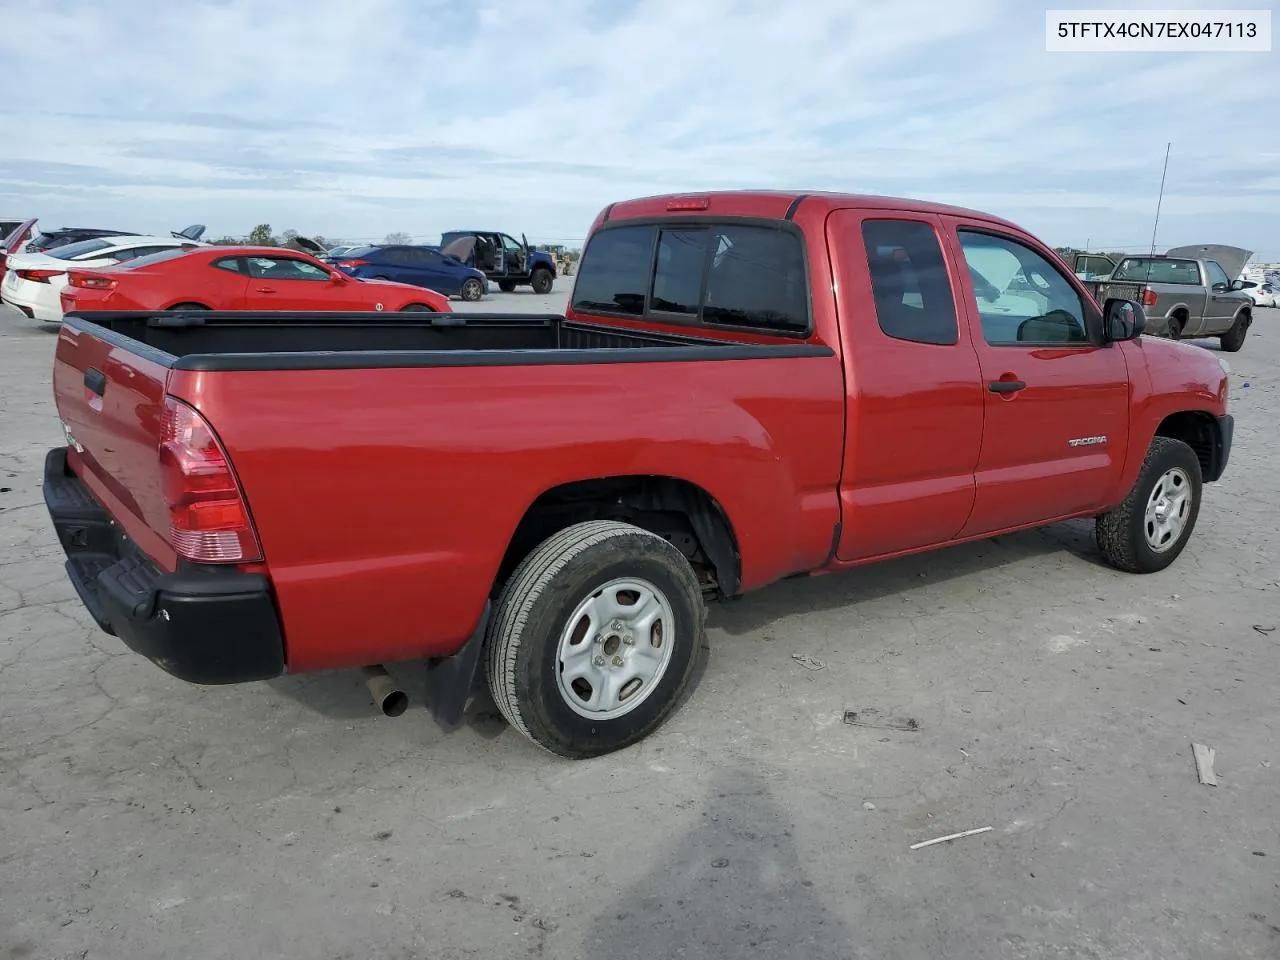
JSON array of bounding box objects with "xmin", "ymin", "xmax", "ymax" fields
[{"xmin": 43, "ymin": 191, "xmax": 1233, "ymax": 759}]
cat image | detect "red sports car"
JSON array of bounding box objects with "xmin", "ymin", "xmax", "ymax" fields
[{"xmin": 60, "ymin": 246, "xmax": 451, "ymax": 315}]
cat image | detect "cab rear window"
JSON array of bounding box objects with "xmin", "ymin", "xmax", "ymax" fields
[{"xmin": 572, "ymin": 221, "xmax": 809, "ymax": 334}]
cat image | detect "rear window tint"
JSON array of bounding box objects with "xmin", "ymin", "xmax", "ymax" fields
[
  {"xmin": 572, "ymin": 221, "xmax": 809, "ymax": 333},
  {"xmin": 1111, "ymin": 258, "xmax": 1201, "ymax": 284},
  {"xmin": 119, "ymin": 248, "xmax": 190, "ymax": 269},
  {"xmin": 50, "ymin": 238, "xmax": 115, "ymax": 259},
  {"xmin": 571, "ymin": 225, "xmax": 654, "ymax": 316}
]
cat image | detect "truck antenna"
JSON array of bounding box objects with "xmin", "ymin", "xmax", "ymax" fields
[{"xmin": 1149, "ymin": 141, "xmax": 1171, "ymax": 255}]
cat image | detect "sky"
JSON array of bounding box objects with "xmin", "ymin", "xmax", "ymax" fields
[{"xmin": 0, "ymin": 0, "xmax": 1276, "ymax": 258}]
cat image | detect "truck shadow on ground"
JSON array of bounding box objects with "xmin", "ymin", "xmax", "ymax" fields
[
  {"xmin": 266, "ymin": 521, "xmax": 1098, "ymax": 721},
  {"xmin": 579, "ymin": 764, "xmax": 857, "ymax": 960},
  {"xmin": 709, "ymin": 518, "xmax": 1104, "ymax": 637}
]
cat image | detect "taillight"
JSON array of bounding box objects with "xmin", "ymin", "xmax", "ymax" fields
[
  {"xmin": 159, "ymin": 396, "xmax": 261, "ymax": 563},
  {"xmin": 1141, "ymin": 287, "xmax": 1158, "ymax": 307},
  {"xmin": 69, "ymin": 273, "xmax": 116, "ymax": 290},
  {"xmin": 336, "ymin": 258, "xmax": 367, "ymax": 269},
  {"xmin": 16, "ymin": 268, "xmax": 64, "ymax": 283}
]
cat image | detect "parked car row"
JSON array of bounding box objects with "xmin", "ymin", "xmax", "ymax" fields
[
  {"xmin": 57, "ymin": 246, "xmax": 451, "ymax": 315},
  {"xmin": 1, "ymin": 218, "xmax": 568, "ymax": 322},
  {"xmin": 2, "ymin": 225, "xmax": 208, "ymax": 322}
]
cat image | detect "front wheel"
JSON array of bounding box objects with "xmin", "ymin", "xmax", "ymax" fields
[
  {"xmin": 485, "ymin": 520, "xmax": 704, "ymax": 758},
  {"xmin": 530, "ymin": 267, "xmax": 554, "ymax": 295},
  {"xmin": 460, "ymin": 278, "xmax": 484, "ymax": 302},
  {"xmin": 1220, "ymin": 314, "xmax": 1248, "ymax": 352},
  {"xmin": 1096, "ymin": 437, "xmax": 1202, "ymax": 573}
]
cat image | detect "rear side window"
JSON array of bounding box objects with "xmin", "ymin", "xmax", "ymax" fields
[
  {"xmin": 572, "ymin": 221, "xmax": 809, "ymax": 332},
  {"xmin": 571, "ymin": 225, "xmax": 654, "ymax": 316},
  {"xmin": 701, "ymin": 225, "xmax": 807, "ymax": 332},
  {"xmin": 860, "ymin": 220, "xmax": 958, "ymax": 345}
]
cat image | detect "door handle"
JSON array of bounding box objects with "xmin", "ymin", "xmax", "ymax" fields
[
  {"xmin": 255, "ymin": 286, "xmax": 276, "ymax": 293},
  {"xmin": 84, "ymin": 367, "xmax": 107, "ymax": 396},
  {"xmin": 988, "ymin": 379, "xmax": 1026, "ymax": 394}
]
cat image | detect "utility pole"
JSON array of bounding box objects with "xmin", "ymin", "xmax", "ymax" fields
[{"xmin": 1149, "ymin": 142, "xmax": 1171, "ymax": 255}]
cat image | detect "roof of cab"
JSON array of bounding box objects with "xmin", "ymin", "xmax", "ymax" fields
[{"xmin": 599, "ymin": 190, "xmax": 1021, "ymax": 231}]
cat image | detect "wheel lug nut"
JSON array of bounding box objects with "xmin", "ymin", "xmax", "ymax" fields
[
  {"xmin": 612, "ymin": 657, "xmax": 624, "ymax": 667},
  {"xmin": 624, "ymin": 635, "xmax": 635, "ymax": 645},
  {"xmin": 610, "ymin": 619, "xmax": 624, "ymax": 631},
  {"xmin": 593, "ymin": 656, "xmax": 606, "ymax": 666}
]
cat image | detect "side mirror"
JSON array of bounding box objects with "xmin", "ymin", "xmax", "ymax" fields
[
  {"xmin": 1229, "ymin": 279, "xmax": 1246, "ymax": 291},
  {"xmin": 1103, "ymin": 298, "xmax": 1146, "ymax": 342}
]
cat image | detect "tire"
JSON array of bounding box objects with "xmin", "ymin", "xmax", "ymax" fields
[
  {"xmin": 166, "ymin": 302, "xmax": 208, "ymax": 310},
  {"xmin": 399, "ymin": 303, "xmax": 435, "ymax": 312},
  {"xmin": 460, "ymin": 278, "xmax": 484, "ymax": 302},
  {"xmin": 485, "ymin": 520, "xmax": 704, "ymax": 759},
  {"xmin": 1220, "ymin": 314, "xmax": 1248, "ymax": 352},
  {"xmin": 1166, "ymin": 315, "xmax": 1184, "ymax": 340},
  {"xmin": 530, "ymin": 268, "xmax": 554, "ymax": 295},
  {"xmin": 497, "ymin": 280, "xmax": 516, "ymax": 293},
  {"xmin": 1095, "ymin": 437, "xmax": 1202, "ymax": 574}
]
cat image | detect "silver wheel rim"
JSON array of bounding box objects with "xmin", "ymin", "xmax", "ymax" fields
[
  {"xmin": 464, "ymin": 279, "xmax": 480, "ymax": 299},
  {"xmin": 555, "ymin": 577, "xmax": 675, "ymax": 720},
  {"xmin": 1144, "ymin": 466, "xmax": 1192, "ymax": 552}
]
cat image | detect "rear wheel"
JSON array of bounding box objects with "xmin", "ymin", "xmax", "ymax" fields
[
  {"xmin": 485, "ymin": 520, "xmax": 704, "ymax": 759},
  {"xmin": 1166, "ymin": 315, "xmax": 1184, "ymax": 339},
  {"xmin": 166, "ymin": 302, "xmax": 208, "ymax": 310},
  {"xmin": 498, "ymin": 280, "xmax": 516, "ymax": 293},
  {"xmin": 460, "ymin": 278, "xmax": 484, "ymax": 302},
  {"xmin": 530, "ymin": 268, "xmax": 554, "ymax": 295},
  {"xmin": 1220, "ymin": 314, "xmax": 1249, "ymax": 352}
]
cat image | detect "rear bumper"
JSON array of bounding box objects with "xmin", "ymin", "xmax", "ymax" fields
[{"xmin": 43, "ymin": 447, "xmax": 285, "ymax": 684}]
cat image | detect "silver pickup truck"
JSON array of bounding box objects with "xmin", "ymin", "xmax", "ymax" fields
[{"xmin": 1074, "ymin": 245, "xmax": 1254, "ymax": 351}]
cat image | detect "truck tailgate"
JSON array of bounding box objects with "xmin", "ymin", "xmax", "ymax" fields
[{"xmin": 52, "ymin": 324, "xmax": 178, "ymax": 570}]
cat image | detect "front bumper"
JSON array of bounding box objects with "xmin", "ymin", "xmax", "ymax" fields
[{"xmin": 43, "ymin": 447, "xmax": 285, "ymax": 684}]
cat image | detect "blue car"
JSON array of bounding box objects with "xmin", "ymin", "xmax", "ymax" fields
[{"xmin": 333, "ymin": 244, "xmax": 488, "ymax": 301}]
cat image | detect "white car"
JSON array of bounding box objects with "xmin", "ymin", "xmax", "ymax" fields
[
  {"xmin": 1238, "ymin": 279, "xmax": 1277, "ymax": 308},
  {"xmin": 2, "ymin": 226, "xmax": 206, "ymax": 322}
]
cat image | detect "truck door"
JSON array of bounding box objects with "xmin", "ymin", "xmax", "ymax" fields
[
  {"xmin": 1202, "ymin": 259, "xmax": 1237, "ymax": 334},
  {"xmin": 480, "ymin": 234, "xmax": 503, "ymax": 277},
  {"xmin": 944, "ymin": 218, "xmax": 1131, "ymax": 536},
  {"xmin": 502, "ymin": 234, "xmax": 527, "ymax": 276},
  {"xmin": 826, "ymin": 210, "xmax": 984, "ymax": 561}
]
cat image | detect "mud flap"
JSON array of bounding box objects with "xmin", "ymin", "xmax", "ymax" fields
[{"xmin": 425, "ymin": 600, "xmax": 491, "ymax": 730}]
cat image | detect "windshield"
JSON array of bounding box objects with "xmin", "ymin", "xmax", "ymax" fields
[{"xmin": 49, "ymin": 238, "xmax": 116, "ymax": 259}]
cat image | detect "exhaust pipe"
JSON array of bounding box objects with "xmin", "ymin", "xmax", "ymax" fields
[{"xmin": 361, "ymin": 665, "xmax": 408, "ymax": 717}]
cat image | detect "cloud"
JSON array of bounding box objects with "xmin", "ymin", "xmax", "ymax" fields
[{"xmin": 0, "ymin": 0, "xmax": 1276, "ymax": 256}]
